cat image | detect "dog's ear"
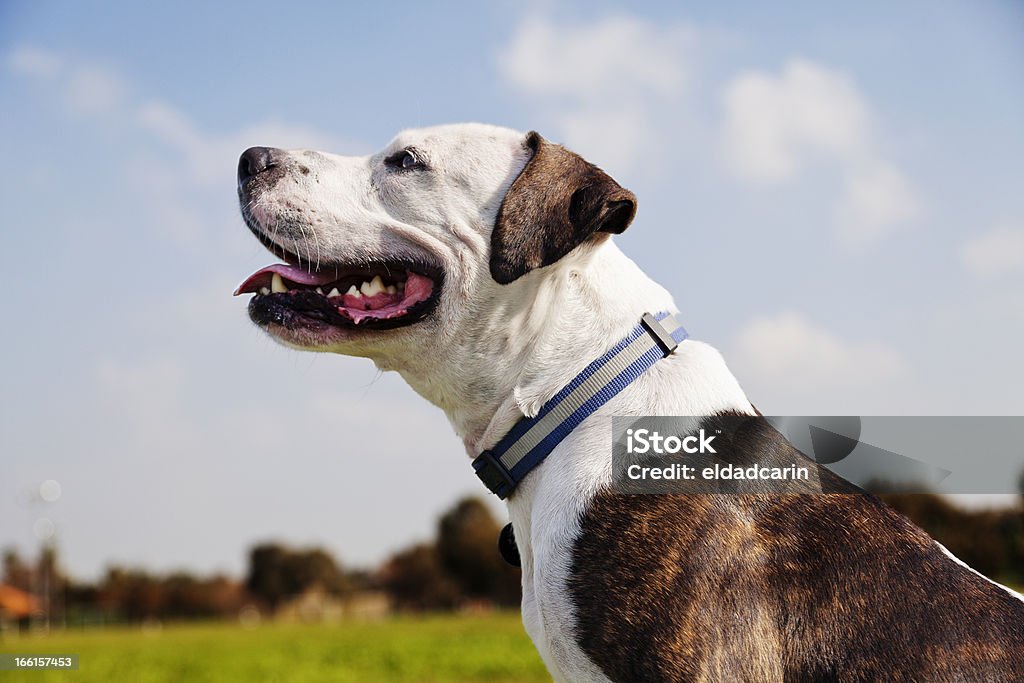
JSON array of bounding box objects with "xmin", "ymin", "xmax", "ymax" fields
[{"xmin": 490, "ymin": 131, "xmax": 637, "ymax": 284}]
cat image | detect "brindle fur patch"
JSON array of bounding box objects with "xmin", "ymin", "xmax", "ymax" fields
[{"xmin": 569, "ymin": 416, "xmax": 1024, "ymax": 682}]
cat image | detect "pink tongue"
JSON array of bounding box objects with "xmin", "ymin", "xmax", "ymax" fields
[
  {"xmin": 403, "ymin": 272, "xmax": 433, "ymax": 301},
  {"xmin": 234, "ymin": 264, "xmax": 340, "ymax": 295}
]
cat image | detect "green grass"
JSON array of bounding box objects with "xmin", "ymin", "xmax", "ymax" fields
[{"xmin": 2, "ymin": 612, "xmax": 550, "ymax": 682}]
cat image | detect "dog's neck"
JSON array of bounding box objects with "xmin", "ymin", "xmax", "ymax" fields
[{"xmin": 392, "ymin": 240, "xmax": 677, "ymax": 457}]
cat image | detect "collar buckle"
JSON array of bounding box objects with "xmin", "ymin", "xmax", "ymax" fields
[
  {"xmin": 472, "ymin": 449, "xmax": 516, "ymax": 500},
  {"xmin": 640, "ymin": 312, "xmax": 679, "ymax": 357}
]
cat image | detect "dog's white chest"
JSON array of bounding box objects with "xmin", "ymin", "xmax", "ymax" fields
[{"xmin": 509, "ymin": 440, "xmax": 615, "ymax": 683}]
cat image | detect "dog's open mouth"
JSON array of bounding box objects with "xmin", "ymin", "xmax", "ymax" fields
[{"xmin": 234, "ymin": 261, "xmax": 442, "ymax": 331}]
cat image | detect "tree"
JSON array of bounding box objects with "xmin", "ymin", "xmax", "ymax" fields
[
  {"xmin": 380, "ymin": 543, "xmax": 461, "ymax": 611},
  {"xmin": 160, "ymin": 573, "xmax": 242, "ymax": 619},
  {"xmin": 245, "ymin": 544, "xmax": 290, "ymax": 611},
  {"xmin": 436, "ymin": 497, "xmax": 521, "ymax": 606},
  {"xmin": 244, "ymin": 543, "xmax": 349, "ymax": 612},
  {"xmin": 36, "ymin": 544, "xmax": 67, "ymax": 627},
  {"xmin": 287, "ymin": 548, "xmax": 350, "ymax": 596},
  {"xmin": 2, "ymin": 548, "xmax": 31, "ymax": 591},
  {"xmin": 97, "ymin": 567, "xmax": 163, "ymax": 620}
]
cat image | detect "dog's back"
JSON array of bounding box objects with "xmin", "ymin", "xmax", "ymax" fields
[{"xmin": 568, "ymin": 419, "xmax": 1024, "ymax": 682}]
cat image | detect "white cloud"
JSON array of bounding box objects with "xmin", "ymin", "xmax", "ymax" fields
[
  {"xmin": 961, "ymin": 223, "xmax": 1024, "ymax": 278},
  {"xmin": 8, "ymin": 46, "xmax": 350, "ymax": 249},
  {"xmin": 9, "ymin": 47, "xmax": 341, "ymax": 188},
  {"xmin": 500, "ymin": 15, "xmax": 689, "ymax": 100},
  {"xmin": 731, "ymin": 311, "xmax": 905, "ymax": 393},
  {"xmin": 8, "ymin": 46, "xmax": 63, "ymax": 78},
  {"xmin": 722, "ymin": 59, "xmax": 868, "ymax": 182},
  {"xmin": 64, "ymin": 64, "xmax": 126, "ymax": 114},
  {"xmin": 834, "ymin": 162, "xmax": 921, "ymax": 246},
  {"xmin": 721, "ymin": 59, "xmax": 920, "ymax": 246},
  {"xmin": 9, "ymin": 47, "xmax": 125, "ymax": 114},
  {"xmin": 498, "ymin": 14, "xmax": 695, "ymax": 171}
]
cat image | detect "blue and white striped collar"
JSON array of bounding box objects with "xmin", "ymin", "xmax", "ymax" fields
[{"xmin": 472, "ymin": 312, "xmax": 688, "ymax": 499}]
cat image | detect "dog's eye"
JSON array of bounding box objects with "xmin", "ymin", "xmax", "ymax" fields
[{"xmin": 384, "ymin": 148, "xmax": 424, "ymax": 171}]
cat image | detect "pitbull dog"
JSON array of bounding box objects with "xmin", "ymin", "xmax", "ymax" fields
[{"xmin": 235, "ymin": 124, "xmax": 1024, "ymax": 682}]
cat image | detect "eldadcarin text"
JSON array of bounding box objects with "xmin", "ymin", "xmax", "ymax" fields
[{"xmin": 625, "ymin": 428, "xmax": 810, "ymax": 482}]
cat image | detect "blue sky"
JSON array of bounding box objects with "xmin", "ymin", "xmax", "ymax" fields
[{"xmin": 1, "ymin": 1, "xmax": 1022, "ymax": 579}]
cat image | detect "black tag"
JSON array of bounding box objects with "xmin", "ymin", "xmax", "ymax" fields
[{"xmin": 498, "ymin": 523, "xmax": 521, "ymax": 567}]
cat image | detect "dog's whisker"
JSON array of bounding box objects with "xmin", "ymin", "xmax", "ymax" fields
[
  {"xmin": 299, "ymin": 223, "xmax": 314, "ymax": 272},
  {"xmin": 313, "ymin": 230, "xmax": 322, "ymax": 271}
]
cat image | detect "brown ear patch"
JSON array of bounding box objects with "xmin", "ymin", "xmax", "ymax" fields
[{"xmin": 490, "ymin": 132, "xmax": 637, "ymax": 284}]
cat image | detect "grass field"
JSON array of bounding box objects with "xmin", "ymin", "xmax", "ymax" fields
[{"xmin": 1, "ymin": 612, "xmax": 550, "ymax": 682}]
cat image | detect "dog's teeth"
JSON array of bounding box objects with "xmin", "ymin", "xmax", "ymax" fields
[
  {"xmin": 271, "ymin": 273, "xmax": 288, "ymax": 294},
  {"xmin": 328, "ymin": 287, "xmax": 341, "ymax": 298},
  {"xmin": 363, "ymin": 275, "xmax": 385, "ymax": 297},
  {"xmin": 346, "ymin": 285, "xmax": 361, "ymax": 298},
  {"xmin": 385, "ymin": 285, "xmax": 397, "ymax": 295},
  {"xmin": 316, "ymin": 287, "xmax": 324, "ymax": 294},
  {"xmin": 259, "ymin": 287, "xmax": 270, "ymax": 295}
]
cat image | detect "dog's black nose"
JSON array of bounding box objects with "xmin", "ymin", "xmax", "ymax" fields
[{"xmin": 238, "ymin": 146, "xmax": 279, "ymax": 186}]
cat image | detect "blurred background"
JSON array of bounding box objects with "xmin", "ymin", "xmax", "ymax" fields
[{"xmin": 1, "ymin": 0, "xmax": 1022, "ymax": 679}]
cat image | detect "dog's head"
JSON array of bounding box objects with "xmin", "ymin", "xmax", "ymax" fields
[{"xmin": 235, "ymin": 124, "xmax": 636, "ymax": 359}]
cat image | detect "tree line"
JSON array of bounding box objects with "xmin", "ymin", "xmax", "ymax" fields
[
  {"xmin": 3, "ymin": 492, "xmax": 1020, "ymax": 628},
  {"xmin": 2, "ymin": 496, "xmax": 519, "ymax": 626}
]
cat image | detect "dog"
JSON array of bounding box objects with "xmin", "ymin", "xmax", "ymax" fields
[{"xmin": 234, "ymin": 124, "xmax": 1024, "ymax": 682}]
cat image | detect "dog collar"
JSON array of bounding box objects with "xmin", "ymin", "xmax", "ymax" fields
[{"xmin": 473, "ymin": 312, "xmax": 688, "ymax": 499}]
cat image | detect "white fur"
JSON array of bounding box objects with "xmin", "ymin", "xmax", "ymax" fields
[{"xmin": 240, "ymin": 123, "xmax": 760, "ymax": 680}]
